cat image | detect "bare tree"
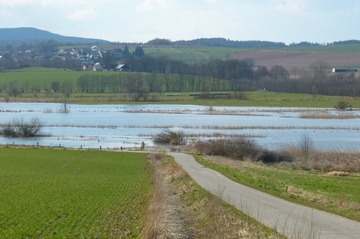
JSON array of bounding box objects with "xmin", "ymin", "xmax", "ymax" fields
[
  {"xmin": 123, "ymin": 73, "xmax": 146, "ymax": 101},
  {"xmin": 5, "ymin": 80, "xmax": 22, "ymax": 98},
  {"xmin": 298, "ymin": 134, "xmax": 314, "ymax": 160},
  {"xmin": 2, "ymin": 117, "xmax": 43, "ymax": 137},
  {"xmin": 60, "ymin": 80, "xmax": 73, "ymax": 112},
  {"xmin": 291, "ymin": 67, "xmax": 298, "ymax": 79},
  {"xmin": 270, "ymin": 65, "xmax": 289, "ymax": 79},
  {"xmin": 309, "ymin": 60, "xmax": 329, "ymax": 80}
]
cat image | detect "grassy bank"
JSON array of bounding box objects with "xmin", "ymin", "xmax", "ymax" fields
[
  {"xmin": 0, "ymin": 148, "xmax": 152, "ymax": 238},
  {"xmin": 194, "ymin": 154, "xmax": 360, "ymax": 222},
  {"xmin": 2, "ymin": 90, "xmax": 359, "ymax": 108}
]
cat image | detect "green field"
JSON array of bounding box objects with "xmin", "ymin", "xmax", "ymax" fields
[
  {"xmin": 0, "ymin": 68, "xmax": 118, "ymax": 87},
  {"xmin": 195, "ymin": 155, "xmax": 360, "ymax": 222},
  {"xmin": 0, "ymin": 148, "xmax": 151, "ymax": 238},
  {"xmin": 144, "ymin": 46, "xmax": 239, "ymax": 63},
  {"xmin": 1, "ymin": 68, "xmax": 360, "ymax": 108}
]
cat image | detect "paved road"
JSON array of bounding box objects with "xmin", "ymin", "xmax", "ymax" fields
[{"xmin": 169, "ymin": 152, "xmax": 360, "ymax": 239}]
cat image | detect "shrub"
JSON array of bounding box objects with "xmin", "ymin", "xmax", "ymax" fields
[
  {"xmin": 194, "ymin": 138, "xmax": 292, "ymax": 163},
  {"xmin": 194, "ymin": 138, "xmax": 256, "ymax": 159},
  {"xmin": 232, "ymin": 91, "xmax": 248, "ymax": 100},
  {"xmin": 153, "ymin": 129, "xmax": 187, "ymax": 145},
  {"xmin": 255, "ymin": 150, "xmax": 292, "ymax": 163},
  {"xmin": 1, "ymin": 118, "xmax": 44, "ymax": 137},
  {"xmin": 335, "ymin": 101, "xmax": 349, "ymax": 110}
]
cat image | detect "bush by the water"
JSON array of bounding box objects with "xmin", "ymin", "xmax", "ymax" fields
[
  {"xmin": 335, "ymin": 101, "xmax": 350, "ymax": 110},
  {"xmin": 1, "ymin": 118, "xmax": 43, "ymax": 137},
  {"xmin": 194, "ymin": 138, "xmax": 292, "ymax": 163},
  {"xmin": 153, "ymin": 129, "xmax": 187, "ymax": 145}
]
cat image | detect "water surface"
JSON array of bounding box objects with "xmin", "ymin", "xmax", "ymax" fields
[{"xmin": 0, "ymin": 103, "xmax": 359, "ymax": 151}]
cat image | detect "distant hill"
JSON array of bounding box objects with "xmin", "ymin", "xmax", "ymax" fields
[
  {"xmin": 175, "ymin": 38, "xmax": 287, "ymax": 48},
  {"xmin": 0, "ymin": 27, "xmax": 110, "ymax": 45},
  {"xmin": 148, "ymin": 38, "xmax": 360, "ymax": 48}
]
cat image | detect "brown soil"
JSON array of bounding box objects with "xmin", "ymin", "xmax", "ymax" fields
[{"xmin": 231, "ymin": 50, "xmax": 360, "ymax": 71}]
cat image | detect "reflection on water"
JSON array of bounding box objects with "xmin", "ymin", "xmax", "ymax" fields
[{"xmin": 0, "ymin": 103, "xmax": 359, "ymax": 151}]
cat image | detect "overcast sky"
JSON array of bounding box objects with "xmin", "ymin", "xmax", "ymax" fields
[{"xmin": 1, "ymin": 0, "xmax": 359, "ymax": 44}]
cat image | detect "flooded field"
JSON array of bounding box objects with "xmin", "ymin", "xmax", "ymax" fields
[{"xmin": 0, "ymin": 103, "xmax": 359, "ymax": 151}]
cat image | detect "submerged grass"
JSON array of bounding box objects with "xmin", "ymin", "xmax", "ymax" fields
[
  {"xmin": 4, "ymin": 123, "xmax": 358, "ymax": 131},
  {"xmin": 300, "ymin": 111, "xmax": 359, "ymax": 119}
]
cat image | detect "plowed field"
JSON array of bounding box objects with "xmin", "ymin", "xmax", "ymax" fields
[{"xmin": 231, "ymin": 50, "xmax": 360, "ymax": 71}]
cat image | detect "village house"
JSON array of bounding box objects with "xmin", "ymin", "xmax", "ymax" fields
[
  {"xmin": 93, "ymin": 62, "xmax": 103, "ymax": 71},
  {"xmin": 115, "ymin": 64, "xmax": 132, "ymax": 72}
]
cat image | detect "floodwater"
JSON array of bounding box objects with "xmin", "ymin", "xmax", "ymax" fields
[{"xmin": 0, "ymin": 103, "xmax": 359, "ymax": 151}]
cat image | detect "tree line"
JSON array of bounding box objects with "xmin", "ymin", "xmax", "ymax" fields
[
  {"xmin": 2, "ymin": 56, "xmax": 360, "ymax": 100},
  {"xmin": 77, "ymin": 73, "xmax": 231, "ymax": 94},
  {"xmin": 76, "ymin": 58, "xmax": 360, "ymax": 99}
]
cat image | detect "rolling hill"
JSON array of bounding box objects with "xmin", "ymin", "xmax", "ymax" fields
[{"xmin": 0, "ymin": 27, "xmax": 110, "ymax": 45}]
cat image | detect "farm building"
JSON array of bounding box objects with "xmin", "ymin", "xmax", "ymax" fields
[
  {"xmin": 332, "ymin": 68, "xmax": 358, "ymax": 73},
  {"xmin": 115, "ymin": 64, "xmax": 132, "ymax": 72},
  {"xmin": 93, "ymin": 63, "xmax": 103, "ymax": 71}
]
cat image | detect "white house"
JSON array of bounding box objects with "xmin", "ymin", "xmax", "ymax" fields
[
  {"xmin": 91, "ymin": 46, "xmax": 100, "ymax": 52},
  {"xmin": 93, "ymin": 63, "xmax": 103, "ymax": 71}
]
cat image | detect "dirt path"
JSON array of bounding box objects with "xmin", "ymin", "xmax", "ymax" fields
[{"xmin": 170, "ymin": 152, "xmax": 360, "ymax": 239}]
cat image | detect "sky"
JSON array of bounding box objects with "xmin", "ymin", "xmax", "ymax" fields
[{"xmin": 1, "ymin": 0, "xmax": 360, "ymax": 44}]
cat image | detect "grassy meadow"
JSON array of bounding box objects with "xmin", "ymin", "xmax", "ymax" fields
[
  {"xmin": 0, "ymin": 67, "xmax": 118, "ymax": 86},
  {"xmin": 3, "ymin": 90, "xmax": 359, "ymax": 108},
  {"xmin": 143, "ymin": 45, "xmax": 239, "ymax": 63},
  {"xmin": 1, "ymin": 67, "xmax": 360, "ymax": 107},
  {"xmin": 0, "ymin": 148, "xmax": 151, "ymax": 238},
  {"xmin": 195, "ymin": 155, "xmax": 360, "ymax": 222}
]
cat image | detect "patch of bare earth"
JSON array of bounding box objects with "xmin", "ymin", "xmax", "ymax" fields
[
  {"xmin": 231, "ymin": 50, "xmax": 360, "ymax": 71},
  {"xmin": 141, "ymin": 151, "xmax": 193, "ymax": 239}
]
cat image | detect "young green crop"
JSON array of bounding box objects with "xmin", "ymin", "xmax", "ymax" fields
[
  {"xmin": 0, "ymin": 148, "xmax": 152, "ymax": 238},
  {"xmin": 0, "ymin": 68, "xmax": 118, "ymax": 87}
]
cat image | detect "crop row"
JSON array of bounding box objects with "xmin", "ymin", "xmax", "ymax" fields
[{"xmin": 0, "ymin": 148, "xmax": 151, "ymax": 238}]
